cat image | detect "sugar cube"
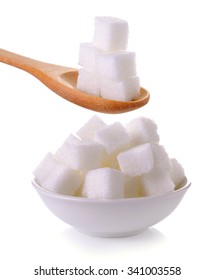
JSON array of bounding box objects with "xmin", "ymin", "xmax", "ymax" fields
[
  {"xmin": 55, "ymin": 141, "xmax": 105, "ymax": 172},
  {"xmin": 102, "ymin": 152, "xmax": 120, "ymax": 169},
  {"xmin": 33, "ymin": 152, "xmax": 57, "ymax": 184},
  {"xmin": 117, "ymin": 143, "xmax": 154, "ymax": 176},
  {"xmin": 96, "ymin": 51, "xmax": 137, "ymax": 80},
  {"xmin": 126, "ymin": 116, "xmax": 160, "ymax": 146},
  {"xmin": 124, "ymin": 176, "xmax": 142, "ymax": 198},
  {"xmin": 78, "ymin": 42, "xmax": 104, "ymax": 71},
  {"xmin": 76, "ymin": 68, "xmax": 100, "ymax": 96},
  {"xmin": 64, "ymin": 133, "xmax": 82, "ymax": 145},
  {"xmin": 169, "ymin": 158, "xmax": 186, "ymax": 187},
  {"xmin": 151, "ymin": 143, "xmax": 172, "ymax": 173},
  {"xmin": 100, "ymin": 76, "xmax": 140, "ymax": 101},
  {"xmin": 33, "ymin": 152, "xmax": 82, "ymax": 195},
  {"xmin": 141, "ymin": 167, "xmax": 175, "ymax": 196},
  {"xmin": 94, "ymin": 122, "xmax": 130, "ymax": 155},
  {"xmin": 93, "ymin": 16, "xmax": 129, "ymax": 51},
  {"xmin": 34, "ymin": 114, "xmax": 186, "ymax": 200},
  {"xmin": 82, "ymin": 167, "xmax": 124, "ymax": 199},
  {"xmin": 76, "ymin": 115, "xmax": 107, "ymax": 141}
]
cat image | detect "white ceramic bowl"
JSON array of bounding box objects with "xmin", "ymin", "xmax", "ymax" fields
[{"xmin": 32, "ymin": 179, "xmax": 191, "ymax": 238}]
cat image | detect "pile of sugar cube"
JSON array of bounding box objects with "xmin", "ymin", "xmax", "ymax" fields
[
  {"xmin": 76, "ymin": 16, "xmax": 141, "ymax": 101},
  {"xmin": 34, "ymin": 115, "xmax": 186, "ymax": 199}
]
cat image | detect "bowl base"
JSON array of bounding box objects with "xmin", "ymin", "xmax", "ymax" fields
[{"xmin": 76, "ymin": 228, "xmax": 148, "ymax": 238}]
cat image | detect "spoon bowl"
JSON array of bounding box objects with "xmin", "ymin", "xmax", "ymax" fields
[
  {"xmin": 32, "ymin": 179, "xmax": 190, "ymax": 238},
  {"xmin": 0, "ymin": 48, "xmax": 150, "ymax": 113}
]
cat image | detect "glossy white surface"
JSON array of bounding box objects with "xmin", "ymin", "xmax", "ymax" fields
[{"xmin": 32, "ymin": 179, "xmax": 190, "ymax": 237}]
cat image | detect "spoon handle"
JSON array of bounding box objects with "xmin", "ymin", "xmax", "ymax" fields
[
  {"xmin": 0, "ymin": 48, "xmax": 72, "ymax": 78},
  {"xmin": 0, "ymin": 48, "xmax": 49, "ymax": 73}
]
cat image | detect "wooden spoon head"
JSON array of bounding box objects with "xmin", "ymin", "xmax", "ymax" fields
[
  {"xmin": 59, "ymin": 71, "xmax": 150, "ymax": 114},
  {"xmin": 0, "ymin": 49, "xmax": 149, "ymax": 113}
]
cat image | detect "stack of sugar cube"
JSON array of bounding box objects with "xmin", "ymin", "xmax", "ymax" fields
[
  {"xmin": 33, "ymin": 115, "xmax": 186, "ymax": 199},
  {"xmin": 76, "ymin": 16, "xmax": 141, "ymax": 101}
]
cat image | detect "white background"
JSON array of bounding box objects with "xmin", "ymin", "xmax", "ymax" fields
[{"xmin": 0, "ymin": 0, "xmax": 214, "ymax": 279}]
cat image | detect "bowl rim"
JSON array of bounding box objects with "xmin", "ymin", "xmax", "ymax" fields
[{"xmin": 32, "ymin": 178, "xmax": 191, "ymax": 203}]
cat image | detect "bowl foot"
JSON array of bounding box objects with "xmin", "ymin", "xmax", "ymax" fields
[{"xmin": 76, "ymin": 228, "xmax": 148, "ymax": 238}]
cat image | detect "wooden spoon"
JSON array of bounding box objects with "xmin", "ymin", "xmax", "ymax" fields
[{"xmin": 0, "ymin": 48, "xmax": 150, "ymax": 114}]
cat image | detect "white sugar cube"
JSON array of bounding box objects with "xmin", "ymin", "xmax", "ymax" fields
[
  {"xmin": 78, "ymin": 42, "xmax": 104, "ymax": 71},
  {"xmin": 55, "ymin": 141, "xmax": 75, "ymax": 167},
  {"xmin": 34, "ymin": 113, "xmax": 187, "ymax": 199},
  {"xmin": 96, "ymin": 51, "xmax": 137, "ymax": 80},
  {"xmin": 169, "ymin": 158, "xmax": 186, "ymax": 187},
  {"xmin": 124, "ymin": 176, "xmax": 142, "ymax": 198},
  {"xmin": 64, "ymin": 133, "xmax": 82, "ymax": 145},
  {"xmin": 100, "ymin": 76, "xmax": 140, "ymax": 101},
  {"xmin": 141, "ymin": 167, "xmax": 175, "ymax": 196},
  {"xmin": 77, "ymin": 68, "xmax": 100, "ymax": 96},
  {"xmin": 33, "ymin": 152, "xmax": 82, "ymax": 195},
  {"xmin": 102, "ymin": 152, "xmax": 120, "ymax": 169},
  {"xmin": 93, "ymin": 16, "xmax": 129, "ymax": 51},
  {"xmin": 76, "ymin": 115, "xmax": 107, "ymax": 141},
  {"xmin": 117, "ymin": 143, "xmax": 154, "ymax": 176},
  {"xmin": 55, "ymin": 141, "xmax": 105, "ymax": 172},
  {"xmin": 126, "ymin": 117, "xmax": 159, "ymax": 146},
  {"xmin": 33, "ymin": 152, "xmax": 56, "ymax": 184},
  {"xmin": 151, "ymin": 143, "xmax": 172, "ymax": 173},
  {"xmin": 82, "ymin": 168, "xmax": 124, "ymax": 199},
  {"xmin": 94, "ymin": 122, "xmax": 130, "ymax": 155}
]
